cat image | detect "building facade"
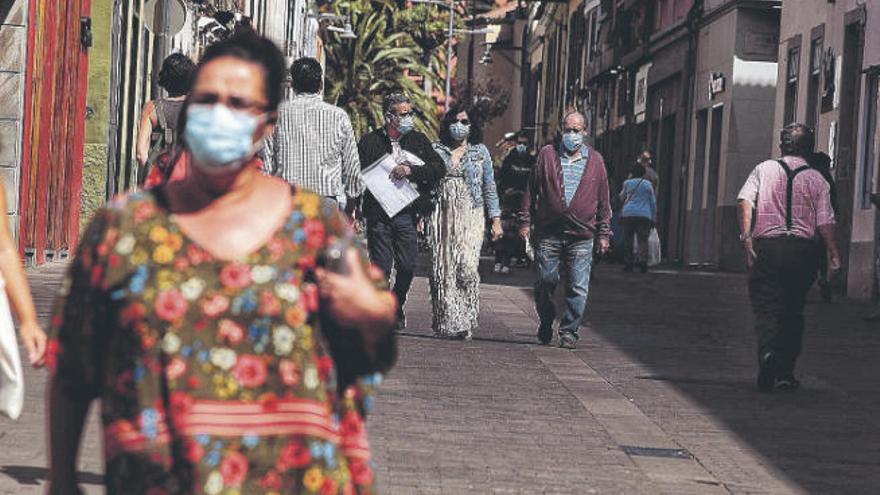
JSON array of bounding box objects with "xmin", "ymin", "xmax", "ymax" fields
[
  {"xmin": 685, "ymin": 0, "xmax": 780, "ymax": 270},
  {"xmin": 518, "ymin": 0, "xmax": 783, "ymax": 274},
  {"xmin": 1, "ymin": 0, "xmax": 316, "ymax": 264},
  {"xmin": 774, "ymin": 0, "xmax": 880, "ymax": 298}
]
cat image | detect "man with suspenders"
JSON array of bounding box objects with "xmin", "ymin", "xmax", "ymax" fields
[{"xmin": 737, "ymin": 123, "xmax": 841, "ymax": 393}]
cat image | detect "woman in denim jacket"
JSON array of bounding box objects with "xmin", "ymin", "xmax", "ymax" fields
[{"xmin": 429, "ymin": 106, "xmax": 503, "ymax": 339}]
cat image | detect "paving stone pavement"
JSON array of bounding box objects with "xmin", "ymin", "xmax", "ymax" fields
[{"xmin": 1, "ymin": 259, "xmax": 878, "ymax": 494}]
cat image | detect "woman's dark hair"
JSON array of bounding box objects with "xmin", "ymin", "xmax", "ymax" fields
[
  {"xmin": 810, "ymin": 151, "xmax": 832, "ymax": 173},
  {"xmin": 290, "ymin": 57, "xmax": 323, "ymax": 94},
  {"xmin": 629, "ymin": 163, "xmax": 646, "ymax": 178},
  {"xmin": 196, "ymin": 30, "xmax": 287, "ymax": 112},
  {"xmin": 157, "ymin": 53, "xmax": 196, "ymax": 97},
  {"xmin": 438, "ymin": 104, "xmax": 483, "ymax": 147}
]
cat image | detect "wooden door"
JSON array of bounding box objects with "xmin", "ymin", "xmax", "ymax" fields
[{"xmin": 19, "ymin": 0, "xmax": 91, "ymax": 264}]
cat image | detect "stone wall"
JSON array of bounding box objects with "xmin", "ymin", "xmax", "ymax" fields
[
  {"xmin": 0, "ymin": 0, "xmax": 27, "ymax": 241},
  {"xmin": 81, "ymin": 0, "xmax": 114, "ymax": 228}
]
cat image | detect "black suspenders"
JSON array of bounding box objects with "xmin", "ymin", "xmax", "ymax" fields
[{"xmin": 775, "ymin": 159, "xmax": 811, "ymax": 231}]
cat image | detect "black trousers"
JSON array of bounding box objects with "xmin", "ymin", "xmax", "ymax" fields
[
  {"xmin": 367, "ymin": 210, "xmax": 418, "ymax": 316},
  {"xmin": 621, "ymin": 216, "xmax": 652, "ymax": 266},
  {"xmin": 748, "ymin": 237, "xmax": 819, "ymax": 375}
]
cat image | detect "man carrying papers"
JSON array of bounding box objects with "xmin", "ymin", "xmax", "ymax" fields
[{"xmin": 357, "ymin": 91, "xmax": 445, "ymax": 331}]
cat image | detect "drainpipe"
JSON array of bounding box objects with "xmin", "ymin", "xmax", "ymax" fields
[{"xmin": 676, "ymin": 0, "xmax": 703, "ymax": 264}]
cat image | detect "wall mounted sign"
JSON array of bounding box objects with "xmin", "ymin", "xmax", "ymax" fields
[
  {"xmin": 709, "ymin": 72, "xmax": 725, "ymax": 99},
  {"xmin": 634, "ymin": 62, "xmax": 651, "ymax": 124}
]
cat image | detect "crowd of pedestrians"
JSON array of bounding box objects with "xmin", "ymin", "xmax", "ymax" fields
[{"xmin": 0, "ymin": 29, "xmax": 851, "ymax": 494}]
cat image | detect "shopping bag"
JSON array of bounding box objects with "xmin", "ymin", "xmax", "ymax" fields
[
  {"xmin": 0, "ymin": 274, "xmax": 23, "ymax": 420},
  {"xmin": 647, "ymin": 228, "xmax": 662, "ymax": 267}
]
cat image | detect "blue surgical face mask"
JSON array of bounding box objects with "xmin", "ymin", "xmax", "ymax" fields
[
  {"xmin": 450, "ymin": 122, "xmax": 470, "ymax": 142},
  {"xmin": 515, "ymin": 144, "xmax": 527, "ymax": 154},
  {"xmin": 396, "ymin": 114, "xmax": 415, "ymax": 135},
  {"xmin": 562, "ymin": 132, "xmax": 584, "ymax": 152},
  {"xmin": 184, "ymin": 104, "xmax": 262, "ymax": 174}
]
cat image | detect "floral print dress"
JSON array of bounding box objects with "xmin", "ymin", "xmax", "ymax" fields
[{"xmin": 48, "ymin": 189, "xmax": 392, "ymax": 494}]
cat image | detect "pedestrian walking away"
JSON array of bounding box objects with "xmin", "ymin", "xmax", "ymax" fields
[
  {"xmin": 429, "ymin": 106, "xmax": 502, "ymax": 340},
  {"xmin": 262, "ymin": 56, "xmax": 364, "ymax": 215},
  {"xmin": 358, "ymin": 91, "xmax": 446, "ymax": 332},
  {"xmin": 620, "ymin": 162, "xmax": 657, "ymax": 273},
  {"xmin": 519, "ymin": 111, "xmax": 612, "ymax": 349},
  {"xmin": 136, "ymin": 53, "xmax": 196, "ymax": 186},
  {"xmin": 808, "ymin": 151, "xmax": 838, "ymax": 303},
  {"xmin": 737, "ymin": 123, "xmax": 840, "ymax": 393},
  {"xmin": 636, "ymin": 150, "xmax": 659, "ymax": 197},
  {"xmin": 46, "ymin": 32, "xmax": 397, "ymax": 494}
]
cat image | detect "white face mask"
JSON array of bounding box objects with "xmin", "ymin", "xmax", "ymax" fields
[{"xmin": 184, "ymin": 104, "xmax": 264, "ymax": 174}]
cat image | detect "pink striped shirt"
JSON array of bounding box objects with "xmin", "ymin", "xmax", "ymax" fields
[{"xmin": 737, "ymin": 156, "xmax": 835, "ymax": 240}]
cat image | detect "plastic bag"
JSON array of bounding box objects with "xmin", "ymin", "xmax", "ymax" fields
[
  {"xmin": 647, "ymin": 228, "xmax": 661, "ymax": 267},
  {"xmin": 0, "ymin": 275, "xmax": 23, "ymax": 420}
]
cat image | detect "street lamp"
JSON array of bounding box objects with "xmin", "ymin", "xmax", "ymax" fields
[
  {"xmin": 308, "ymin": 12, "xmax": 358, "ymax": 40},
  {"xmin": 412, "ymin": 0, "xmax": 456, "ymax": 112}
]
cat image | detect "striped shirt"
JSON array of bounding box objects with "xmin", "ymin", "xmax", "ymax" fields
[
  {"xmin": 262, "ymin": 94, "xmax": 364, "ymax": 199},
  {"xmin": 737, "ymin": 155, "xmax": 835, "ymax": 240},
  {"xmin": 561, "ymin": 146, "xmax": 589, "ymax": 204}
]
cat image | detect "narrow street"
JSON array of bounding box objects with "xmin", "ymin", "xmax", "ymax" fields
[{"xmin": 1, "ymin": 260, "xmax": 878, "ymax": 494}]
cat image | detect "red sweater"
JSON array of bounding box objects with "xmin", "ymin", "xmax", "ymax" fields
[{"xmin": 520, "ymin": 144, "xmax": 613, "ymax": 239}]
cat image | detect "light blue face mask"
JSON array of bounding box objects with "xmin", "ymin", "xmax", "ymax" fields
[
  {"xmin": 515, "ymin": 144, "xmax": 527, "ymax": 153},
  {"xmin": 450, "ymin": 122, "xmax": 470, "ymax": 142},
  {"xmin": 562, "ymin": 132, "xmax": 584, "ymax": 152},
  {"xmin": 396, "ymin": 114, "xmax": 415, "ymax": 135},
  {"xmin": 184, "ymin": 104, "xmax": 262, "ymax": 174}
]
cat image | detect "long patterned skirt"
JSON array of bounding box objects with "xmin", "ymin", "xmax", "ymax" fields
[{"xmin": 429, "ymin": 177, "xmax": 485, "ymax": 338}]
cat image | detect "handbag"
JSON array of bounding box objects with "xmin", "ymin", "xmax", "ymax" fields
[
  {"xmin": 0, "ymin": 273, "xmax": 24, "ymax": 420},
  {"xmin": 647, "ymin": 227, "xmax": 662, "ymax": 267}
]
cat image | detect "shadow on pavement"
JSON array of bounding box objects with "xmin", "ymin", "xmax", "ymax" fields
[
  {"xmin": 582, "ymin": 265, "xmax": 880, "ymax": 493},
  {"xmin": 0, "ymin": 465, "xmax": 103, "ymax": 486},
  {"xmin": 397, "ymin": 331, "xmax": 538, "ymax": 347}
]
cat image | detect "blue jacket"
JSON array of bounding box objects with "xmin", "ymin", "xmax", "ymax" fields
[
  {"xmin": 432, "ymin": 142, "xmax": 501, "ymax": 218},
  {"xmin": 620, "ymin": 178, "xmax": 656, "ymax": 221}
]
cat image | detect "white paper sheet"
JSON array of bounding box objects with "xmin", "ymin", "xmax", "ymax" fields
[{"xmin": 363, "ymin": 153, "xmax": 420, "ymax": 218}]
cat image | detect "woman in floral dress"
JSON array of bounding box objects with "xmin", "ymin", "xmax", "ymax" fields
[
  {"xmin": 429, "ymin": 107, "xmax": 503, "ymax": 339},
  {"xmin": 47, "ymin": 32, "xmax": 397, "ymax": 494}
]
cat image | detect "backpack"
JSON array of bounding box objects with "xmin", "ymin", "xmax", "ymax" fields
[{"xmin": 139, "ymin": 99, "xmax": 176, "ymax": 186}]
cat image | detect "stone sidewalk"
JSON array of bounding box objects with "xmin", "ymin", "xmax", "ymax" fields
[{"xmin": 1, "ymin": 261, "xmax": 878, "ymax": 493}]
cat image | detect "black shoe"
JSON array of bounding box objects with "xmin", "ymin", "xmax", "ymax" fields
[
  {"xmin": 820, "ymin": 282, "xmax": 832, "ymax": 303},
  {"xmin": 775, "ymin": 374, "xmax": 800, "ymax": 391},
  {"xmin": 394, "ymin": 313, "xmax": 406, "ymax": 332},
  {"xmin": 638, "ymin": 262, "xmax": 648, "ymax": 273},
  {"xmin": 537, "ymin": 324, "xmax": 553, "ymax": 345},
  {"xmin": 757, "ymin": 351, "xmax": 778, "ymax": 393},
  {"xmin": 559, "ymin": 333, "xmax": 577, "ymax": 349},
  {"xmin": 623, "ymin": 264, "xmax": 633, "ymax": 272}
]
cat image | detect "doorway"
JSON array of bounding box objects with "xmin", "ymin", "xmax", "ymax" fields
[{"xmin": 834, "ymin": 16, "xmax": 865, "ymax": 291}]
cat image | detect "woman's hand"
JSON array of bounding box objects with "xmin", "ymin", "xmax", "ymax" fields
[
  {"xmin": 315, "ymin": 249, "xmax": 397, "ymax": 337},
  {"xmin": 19, "ymin": 320, "xmax": 47, "ymax": 367},
  {"xmin": 490, "ymin": 218, "xmax": 503, "ymax": 242}
]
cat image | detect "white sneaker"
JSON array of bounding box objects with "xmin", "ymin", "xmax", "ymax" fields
[
  {"xmin": 500, "ymin": 265, "xmax": 510, "ymax": 274},
  {"xmin": 493, "ymin": 263, "xmax": 502, "ymax": 273}
]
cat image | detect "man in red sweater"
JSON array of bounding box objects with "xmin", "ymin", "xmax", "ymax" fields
[{"xmin": 519, "ymin": 111, "xmax": 612, "ymax": 349}]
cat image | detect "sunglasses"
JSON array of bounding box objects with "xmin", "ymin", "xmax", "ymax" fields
[
  {"xmin": 563, "ymin": 128, "xmax": 584, "ymax": 133},
  {"xmin": 395, "ymin": 111, "xmax": 414, "ymax": 118},
  {"xmin": 455, "ymin": 119, "xmax": 470, "ymax": 126}
]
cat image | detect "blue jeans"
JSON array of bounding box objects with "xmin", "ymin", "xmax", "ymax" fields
[{"xmin": 534, "ymin": 236, "xmax": 594, "ymax": 338}]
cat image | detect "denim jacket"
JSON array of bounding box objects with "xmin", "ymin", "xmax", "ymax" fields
[{"xmin": 432, "ymin": 142, "xmax": 501, "ymax": 218}]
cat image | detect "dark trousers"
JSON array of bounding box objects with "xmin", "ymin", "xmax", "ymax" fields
[
  {"xmin": 748, "ymin": 237, "xmax": 819, "ymax": 375},
  {"xmin": 621, "ymin": 216, "xmax": 652, "ymax": 266},
  {"xmin": 367, "ymin": 210, "xmax": 418, "ymax": 316}
]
